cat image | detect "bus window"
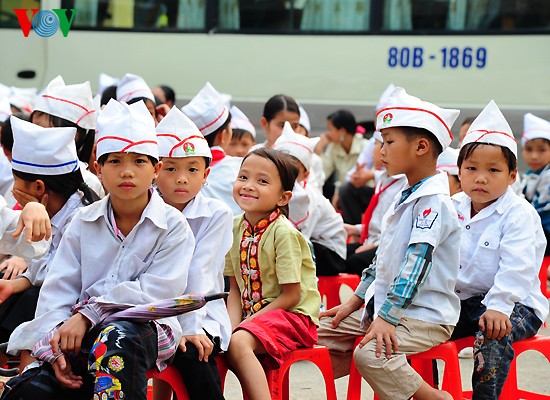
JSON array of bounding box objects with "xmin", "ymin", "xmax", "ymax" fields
[
  {"xmin": 300, "ymin": 0, "xmax": 371, "ymax": 31},
  {"xmin": 0, "ymin": 0, "xmax": 39, "ymax": 28}
]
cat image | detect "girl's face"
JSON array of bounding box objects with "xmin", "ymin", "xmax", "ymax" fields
[
  {"xmin": 458, "ymin": 145, "xmax": 516, "ymax": 213},
  {"xmin": 260, "ymin": 111, "xmax": 300, "ymax": 146},
  {"xmin": 326, "ymin": 119, "xmax": 346, "ymax": 143},
  {"xmin": 233, "ymin": 154, "xmax": 292, "ymax": 225},
  {"xmin": 156, "ymin": 156, "xmax": 209, "ymax": 211},
  {"xmin": 522, "ymin": 138, "xmax": 550, "ymax": 172},
  {"xmin": 227, "ymin": 133, "xmax": 255, "ymax": 157}
]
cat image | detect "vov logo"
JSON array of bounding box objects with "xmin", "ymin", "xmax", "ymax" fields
[{"xmin": 14, "ymin": 8, "xmax": 77, "ymax": 38}]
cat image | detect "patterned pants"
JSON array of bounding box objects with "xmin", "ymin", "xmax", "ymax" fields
[
  {"xmin": 451, "ymin": 296, "xmax": 542, "ymax": 400},
  {"xmin": 1, "ymin": 321, "xmax": 158, "ymax": 400}
]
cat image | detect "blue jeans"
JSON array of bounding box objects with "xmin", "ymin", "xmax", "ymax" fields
[{"xmin": 451, "ymin": 296, "xmax": 542, "ymax": 400}]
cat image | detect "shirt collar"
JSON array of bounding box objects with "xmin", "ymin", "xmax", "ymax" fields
[
  {"xmin": 454, "ymin": 185, "xmax": 514, "ymax": 221},
  {"xmin": 182, "ymin": 191, "xmax": 212, "ymax": 220},
  {"xmin": 242, "ymin": 208, "xmax": 281, "ymax": 235},
  {"xmin": 396, "ymin": 171, "xmax": 449, "ymax": 208},
  {"xmin": 50, "ymin": 192, "xmax": 81, "ymax": 230}
]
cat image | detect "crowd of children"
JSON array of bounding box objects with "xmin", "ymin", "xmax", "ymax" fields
[{"xmin": 0, "ymin": 73, "xmax": 547, "ymax": 400}]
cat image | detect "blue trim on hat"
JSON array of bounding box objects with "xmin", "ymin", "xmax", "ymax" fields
[{"xmin": 12, "ymin": 159, "xmax": 79, "ymax": 172}]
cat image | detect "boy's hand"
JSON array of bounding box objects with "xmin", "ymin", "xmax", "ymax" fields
[
  {"xmin": 12, "ymin": 189, "xmax": 39, "ymax": 208},
  {"xmin": 479, "ymin": 309, "xmax": 512, "ymax": 340},
  {"xmin": 320, "ymin": 295, "xmax": 363, "ymax": 328},
  {"xmin": 50, "ymin": 313, "xmax": 91, "ymax": 356},
  {"xmin": 52, "ymin": 355, "xmax": 83, "ymax": 389},
  {"xmin": 0, "ymin": 256, "xmax": 28, "ymax": 279},
  {"xmin": 359, "ymin": 317, "xmax": 398, "ymax": 359},
  {"xmin": 355, "ymin": 243, "xmax": 376, "ymax": 254},
  {"xmin": 179, "ymin": 334, "xmax": 214, "ymax": 362},
  {"xmin": 13, "ymin": 195, "xmax": 51, "ymax": 242}
]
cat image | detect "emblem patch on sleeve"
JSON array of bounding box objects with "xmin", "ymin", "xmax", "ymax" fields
[{"xmin": 416, "ymin": 208, "xmax": 438, "ymax": 229}]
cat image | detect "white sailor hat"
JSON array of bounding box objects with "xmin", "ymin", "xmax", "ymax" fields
[
  {"xmin": 34, "ymin": 75, "xmax": 96, "ymax": 130},
  {"xmin": 373, "ymin": 130, "xmax": 383, "ymax": 143},
  {"xmin": 230, "ymin": 106, "xmax": 256, "ymax": 138},
  {"xmin": 9, "ymin": 87, "xmax": 36, "ymax": 115},
  {"xmin": 182, "ymin": 82, "xmax": 229, "ymax": 136},
  {"xmin": 274, "ymin": 122, "xmax": 320, "ymax": 170},
  {"xmin": 522, "ymin": 113, "xmax": 550, "ymax": 147},
  {"xmin": 116, "ymin": 73, "xmax": 155, "ymax": 103},
  {"xmin": 298, "ymin": 105, "xmax": 311, "ymax": 133},
  {"xmin": 156, "ymin": 106, "xmax": 211, "ymax": 159},
  {"xmin": 462, "ymin": 100, "xmax": 517, "ymax": 158},
  {"xmin": 10, "ymin": 116, "xmax": 78, "ymax": 175},
  {"xmin": 96, "ymin": 99, "xmax": 158, "ymax": 160},
  {"xmin": 98, "ymin": 73, "xmax": 119, "ymax": 96},
  {"xmin": 436, "ymin": 147, "xmax": 459, "ymax": 176},
  {"xmin": 376, "ymin": 87, "xmax": 460, "ymax": 150},
  {"xmin": 0, "ymin": 97, "xmax": 12, "ymax": 123},
  {"xmin": 376, "ymin": 83, "xmax": 396, "ymax": 112}
]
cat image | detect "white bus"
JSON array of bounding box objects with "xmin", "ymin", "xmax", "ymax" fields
[{"xmin": 1, "ymin": 0, "xmax": 549, "ymax": 135}]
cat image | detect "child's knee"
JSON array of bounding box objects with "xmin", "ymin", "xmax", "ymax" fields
[{"xmin": 353, "ymin": 342, "xmax": 379, "ymax": 372}]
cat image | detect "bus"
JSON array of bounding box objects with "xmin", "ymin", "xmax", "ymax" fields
[{"xmin": 1, "ymin": 0, "xmax": 549, "ymax": 137}]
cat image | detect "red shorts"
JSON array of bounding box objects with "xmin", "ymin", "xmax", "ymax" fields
[{"xmin": 235, "ymin": 309, "xmax": 318, "ymax": 368}]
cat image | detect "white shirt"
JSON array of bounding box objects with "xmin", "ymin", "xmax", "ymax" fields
[
  {"xmin": 453, "ymin": 188, "xmax": 549, "ymax": 322},
  {"xmin": 0, "ymin": 151, "xmax": 13, "ymax": 197},
  {"xmin": 372, "ymin": 172, "xmax": 461, "ymax": 325},
  {"xmin": 0, "ymin": 195, "xmax": 49, "ymax": 259},
  {"xmin": 21, "ymin": 192, "xmax": 83, "ymax": 286},
  {"xmin": 293, "ymin": 182, "xmax": 347, "ymax": 259},
  {"xmin": 177, "ymin": 192, "xmax": 233, "ymax": 351},
  {"xmin": 201, "ymin": 147, "xmax": 243, "ymax": 216},
  {"xmin": 8, "ymin": 191, "xmax": 195, "ymax": 353},
  {"xmin": 307, "ymin": 154, "xmax": 326, "ymax": 192}
]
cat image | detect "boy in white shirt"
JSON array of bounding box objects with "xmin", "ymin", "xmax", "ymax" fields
[
  {"xmin": 451, "ymin": 101, "xmax": 548, "ymax": 399},
  {"xmin": 2, "ymin": 100, "xmax": 195, "ymax": 400},
  {"xmin": 317, "ymin": 88, "xmax": 461, "ymax": 400},
  {"xmin": 154, "ymin": 107, "xmax": 232, "ymax": 400}
]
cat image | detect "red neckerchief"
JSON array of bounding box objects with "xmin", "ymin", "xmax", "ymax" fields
[
  {"xmin": 360, "ymin": 178, "xmax": 399, "ymax": 243},
  {"xmin": 239, "ymin": 208, "xmax": 281, "ymax": 318},
  {"xmin": 210, "ymin": 149, "xmax": 226, "ymax": 167}
]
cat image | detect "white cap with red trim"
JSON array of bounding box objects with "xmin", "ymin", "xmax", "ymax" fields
[
  {"xmin": 462, "ymin": 100, "xmax": 517, "ymax": 158},
  {"xmin": 273, "ymin": 122, "xmax": 320, "ymax": 170},
  {"xmin": 9, "ymin": 87, "xmax": 36, "ymax": 115},
  {"xmin": 230, "ymin": 106, "xmax": 256, "ymax": 138},
  {"xmin": 98, "ymin": 73, "xmax": 119, "ymax": 96},
  {"xmin": 181, "ymin": 82, "xmax": 229, "ymax": 137},
  {"xmin": 34, "ymin": 75, "xmax": 96, "ymax": 130},
  {"xmin": 522, "ymin": 113, "xmax": 550, "ymax": 147},
  {"xmin": 10, "ymin": 116, "xmax": 78, "ymax": 175},
  {"xmin": 116, "ymin": 73, "xmax": 155, "ymax": 104},
  {"xmin": 376, "ymin": 83, "xmax": 396, "ymax": 111},
  {"xmin": 156, "ymin": 106, "xmax": 211, "ymax": 159},
  {"xmin": 436, "ymin": 147, "xmax": 459, "ymax": 176},
  {"xmin": 96, "ymin": 99, "xmax": 158, "ymax": 160},
  {"xmin": 0, "ymin": 97, "xmax": 12, "ymax": 123},
  {"xmin": 376, "ymin": 87, "xmax": 459, "ymax": 150},
  {"xmin": 373, "ymin": 130, "xmax": 383, "ymax": 143},
  {"xmin": 298, "ymin": 105, "xmax": 311, "ymax": 134}
]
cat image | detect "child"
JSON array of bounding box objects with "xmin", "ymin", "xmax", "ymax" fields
[
  {"xmin": 344, "ymin": 131, "xmax": 407, "ymax": 276},
  {"xmin": 0, "ymin": 117, "xmax": 98, "ymax": 354},
  {"xmin": 317, "ymin": 87, "xmax": 461, "ymax": 400},
  {"xmin": 225, "ymin": 148, "xmax": 321, "ymax": 400},
  {"xmin": 2, "ymin": 99, "xmax": 195, "ymax": 400},
  {"xmin": 154, "ymin": 107, "xmax": 232, "ymax": 400},
  {"xmin": 274, "ymin": 122, "xmax": 347, "ymax": 276},
  {"xmin": 227, "ymin": 105, "xmax": 256, "ymax": 157},
  {"xmin": 182, "ymin": 82, "xmax": 242, "ymax": 215},
  {"xmin": 451, "ymin": 100, "xmax": 548, "ymax": 399},
  {"xmin": 116, "ymin": 73, "xmax": 158, "ymax": 121},
  {"xmin": 255, "ymin": 94, "xmax": 301, "ymax": 149},
  {"xmin": 437, "ymin": 147, "xmax": 462, "ymax": 196},
  {"xmin": 518, "ymin": 113, "xmax": 550, "ymax": 255},
  {"xmin": 30, "ymin": 75, "xmax": 105, "ymax": 198}
]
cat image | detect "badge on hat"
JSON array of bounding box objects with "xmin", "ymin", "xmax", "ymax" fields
[
  {"xmin": 181, "ymin": 82, "xmax": 229, "ymax": 137},
  {"xmin": 376, "ymin": 87, "xmax": 460, "ymax": 151},
  {"xmin": 230, "ymin": 106, "xmax": 256, "ymax": 138},
  {"xmin": 156, "ymin": 107, "xmax": 211, "ymax": 159},
  {"xmin": 522, "ymin": 113, "xmax": 550, "ymax": 147},
  {"xmin": 34, "ymin": 75, "xmax": 96, "ymax": 130},
  {"xmin": 116, "ymin": 73, "xmax": 155, "ymax": 104},
  {"xmin": 10, "ymin": 116, "xmax": 79, "ymax": 175},
  {"xmin": 273, "ymin": 122, "xmax": 320, "ymax": 171},
  {"xmin": 461, "ymin": 100, "xmax": 517, "ymax": 158},
  {"xmin": 96, "ymin": 99, "xmax": 158, "ymax": 160}
]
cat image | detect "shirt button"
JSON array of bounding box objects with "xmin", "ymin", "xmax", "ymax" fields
[
  {"xmin": 459, "ymin": 265, "xmax": 462, "ymax": 269},
  {"xmin": 465, "ymin": 225, "xmax": 470, "ymax": 230},
  {"xmin": 484, "ymin": 241, "xmax": 489, "ymax": 246},
  {"xmin": 456, "ymin": 289, "xmax": 461, "ymax": 293}
]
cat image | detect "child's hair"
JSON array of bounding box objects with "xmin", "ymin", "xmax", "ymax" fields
[
  {"xmin": 231, "ymin": 129, "xmax": 254, "ymax": 142},
  {"xmin": 262, "ymin": 95, "xmax": 300, "ymax": 122},
  {"xmin": 0, "ymin": 113, "xmax": 28, "ymax": 153},
  {"xmin": 127, "ymin": 97, "xmax": 157, "ymax": 118},
  {"xmin": 157, "ymin": 85, "xmax": 175, "ymax": 105},
  {"xmin": 97, "ymin": 153, "xmax": 159, "ymax": 166},
  {"xmin": 242, "ymin": 147, "xmax": 298, "ymax": 218},
  {"xmin": 12, "ymin": 169, "xmax": 99, "ymax": 206},
  {"xmin": 206, "ymin": 112, "xmax": 232, "ymax": 148},
  {"xmin": 457, "ymin": 142, "xmax": 517, "ymax": 172},
  {"xmin": 327, "ymin": 109, "xmax": 356, "ymax": 135},
  {"xmin": 100, "ymin": 85, "xmax": 117, "ymax": 107},
  {"xmin": 402, "ymin": 126, "xmax": 443, "ymax": 157}
]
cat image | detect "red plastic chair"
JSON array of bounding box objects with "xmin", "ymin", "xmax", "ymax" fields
[
  {"xmin": 540, "ymin": 256, "xmax": 550, "ymax": 299},
  {"xmin": 317, "ymin": 273, "xmax": 361, "ymax": 310},
  {"xmin": 146, "ymin": 365, "xmax": 189, "ymax": 400},
  {"xmin": 347, "ymin": 337, "xmax": 463, "ymax": 400}
]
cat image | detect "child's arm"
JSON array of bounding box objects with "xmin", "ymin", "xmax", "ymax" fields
[
  {"xmin": 0, "ymin": 276, "xmax": 31, "ymax": 303},
  {"xmin": 227, "ymin": 276, "xmax": 243, "ymax": 330},
  {"xmin": 244, "ymin": 283, "xmax": 301, "ymax": 323}
]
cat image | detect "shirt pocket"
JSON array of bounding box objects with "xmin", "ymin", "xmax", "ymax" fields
[
  {"xmin": 475, "ymin": 234, "xmax": 499, "ymax": 270},
  {"xmin": 123, "ymin": 254, "xmax": 149, "ymax": 281}
]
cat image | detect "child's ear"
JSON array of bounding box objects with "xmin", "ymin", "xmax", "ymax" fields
[
  {"xmin": 260, "ymin": 116, "xmax": 269, "ymax": 132},
  {"xmin": 153, "ymin": 161, "xmax": 163, "ymax": 181},
  {"xmin": 415, "ymin": 137, "xmax": 430, "ymax": 156},
  {"xmin": 203, "ymin": 166, "xmax": 211, "ymax": 184},
  {"xmin": 94, "ymin": 161, "xmax": 102, "ymax": 180},
  {"xmin": 277, "ymin": 190, "xmax": 293, "ymax": 207},
  {"xmin": 34, "ymin": 179, "xmax": 46, "ymax": 197},
  {"xmin": 508, "ymin": 169, "xmax": 518, "ymax": 185},
  {"xmin": 303, "ymin": 170, "xmax": 310, "ymax": 181}
]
